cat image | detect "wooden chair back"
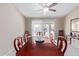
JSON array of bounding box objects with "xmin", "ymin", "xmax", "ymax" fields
[
  {"xmin": 24, "ymin": 31, "xmax": 29, "ymax": 43},
  {"xmin": 14, "ymin": 36, "xmax": 23, "ymax": 52},
  {"xmin": 57, "ymin": 36, "xmax": 67, "ymax": 54}
]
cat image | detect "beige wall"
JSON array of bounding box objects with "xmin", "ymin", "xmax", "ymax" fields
[
  {"xmin": 64, "ymin": 5, "xmax": 79, "ymax": 48},
  {"xmin": 0, "ymin": 4, "xmax": 25, "ymax": 55},
  {"xmin": 25, "ymin": 18, "xmax": 64, "ymax": 39},
  {"xmin": 25, "ymin": 18, "xmax": 31, "ymax": 34},
  {"xmin": 64, "ymin": 5, "xmax": 79, "ymax": 35}
]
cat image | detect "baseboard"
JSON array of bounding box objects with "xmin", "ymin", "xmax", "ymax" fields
[{"xmin": 3, "ymin": 48, "xmax": 16, "ymax": 56}]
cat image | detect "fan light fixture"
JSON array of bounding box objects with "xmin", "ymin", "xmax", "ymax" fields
[
  {"xmin": 37, "ymin": 3, "xmax": 57, "ymax": 14},
  {"xmin": 43, "ymin": 7, "xmax": 49, "ymax": 13},
  {"xmin": 43, "ymin": 7, "xmax": 49, "ymax": 14}
]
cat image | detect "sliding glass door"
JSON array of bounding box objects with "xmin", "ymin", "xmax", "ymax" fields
[{"xmin": 32, "ymin": 23, "xmax": 55, "ymax": 39}]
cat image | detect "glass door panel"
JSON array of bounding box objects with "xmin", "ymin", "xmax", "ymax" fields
[
  {"xmin": 49, "ymin": 23, "xmax": 55, "ymax": 39},
  {"xmin": 32, "ymin": 23, "xmax": 55, "ymax": 39},
  {"xmin": 42, "ymin": 24, "xmax": 49, "ymax": 37}
]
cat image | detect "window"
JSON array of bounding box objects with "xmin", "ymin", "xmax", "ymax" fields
[
  {"xmin": 32, "ymin": 21, "xmax": 55, "ymax": 39},
  {"xmin": 71, "ymin": 19, "xmax": 79, "ymax": 32}
]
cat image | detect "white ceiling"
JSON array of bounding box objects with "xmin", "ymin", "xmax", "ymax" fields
[{"xmin": 15, "ymin": 3, "xmax": 79, "ymax": 18}]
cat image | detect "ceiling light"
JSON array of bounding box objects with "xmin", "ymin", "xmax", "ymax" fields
[{"xmin": 43, "ymin": 7, "xmax": 49, "ymax": 13}]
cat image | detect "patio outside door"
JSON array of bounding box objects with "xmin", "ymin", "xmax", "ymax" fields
[{"xmin": 32, "ymin": 23, "xmax": 55, "ymax": 39}]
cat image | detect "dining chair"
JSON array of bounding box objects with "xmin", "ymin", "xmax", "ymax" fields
[
  {"xmin": 57, "ymin": 36, "xmax": 67, "ymax": 54},
  {"xmin": 58, "ymin": 30, "xmax": 64, "ymax": 36},
  {"xmin": 14, "ymin": 36, "xmax": 23, "ymax": 52},
  {"xmin": 49, "ymin": 33, "xmax": 54, "ymax": 43},
  {"xmin": 24, "ymin": 31, "xmax": 29, "ymax": 43}
]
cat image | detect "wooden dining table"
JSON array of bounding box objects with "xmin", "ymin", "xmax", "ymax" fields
[{"xmin": 16, "ymin": 37, "xmax": 64, "ymax": 56}]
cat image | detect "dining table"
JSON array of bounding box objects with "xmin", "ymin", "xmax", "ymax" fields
[{"xmin": 16, "ymin": 37, "xmax": 64, "ymax": 56}]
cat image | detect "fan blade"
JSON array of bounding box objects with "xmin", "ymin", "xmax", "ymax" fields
[
  {"xmin": 44, "ymin": 3, "xmax": 48, "ymax": 7},
  {"xmin": 35, "ymin": 9, "xmax": 43, "ymax": 11},
  {"xmin": 39, "ymin": 3, "xmax": 48, "ymax": 7},
  {"xmin": 39, "ymin": 3, "xmax": 45, "ymax": 7},
  {"xmin": 48, "ymin": 3, "xmax": 58, "ymax": 8},
  {"xmin": 49, "ymin": 9, "xmax": 56, "ymax": 12}
]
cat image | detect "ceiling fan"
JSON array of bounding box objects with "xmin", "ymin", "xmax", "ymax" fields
[{"xmin": 36, "ymin": 3, "xmax": 58, "ymax": 13}]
